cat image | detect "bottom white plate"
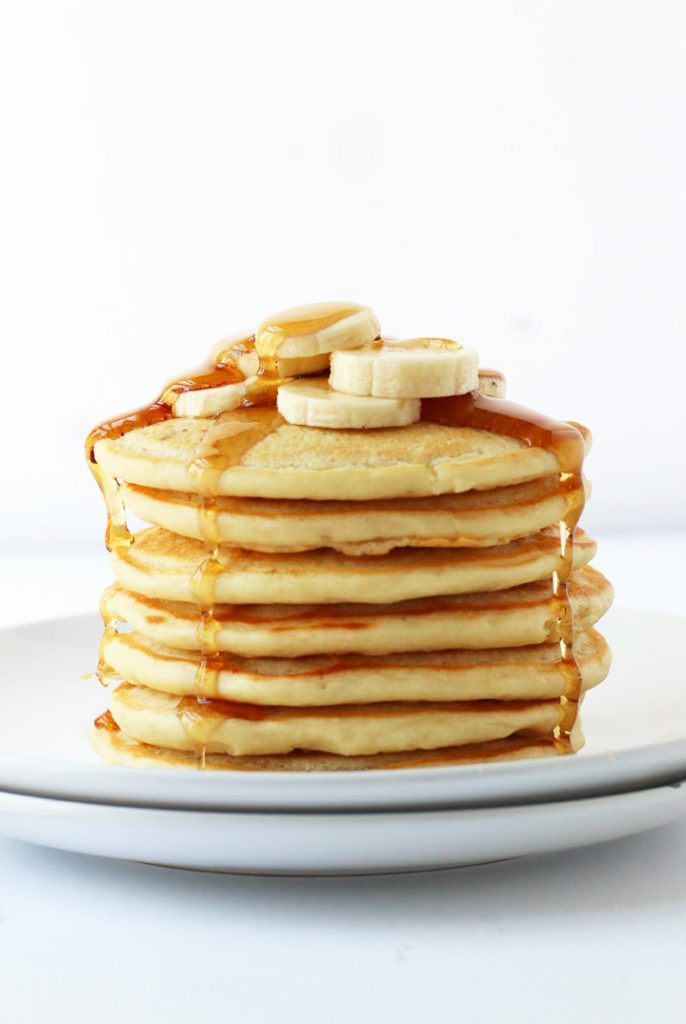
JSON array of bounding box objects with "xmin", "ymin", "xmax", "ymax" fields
[{"xmin": 0, "ymin": 782, "xmax": 683, "ymax": 874}]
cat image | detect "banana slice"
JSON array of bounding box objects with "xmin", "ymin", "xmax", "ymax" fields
[
  {"xmin": 212, "ymin": 338, "xmax": 331, "ymax": 380},
  {"xmin": 176, "ymin": 363, "xmax": 507, "ymax": 419},
  {"xmin": 172, "ymin": 376, "xmax": 256, "ymax": 417},
  {"xmin": 478, "ymin": 368, "xmax": 507, "ymax": 398},
  {"xmin": 208, "ymin": 332, "xmax": 256, "ymax": 372},
  {"xmin": 256, "ymin": 302, "xmax": 381, "ymax": 374},
  {"xmin": 329, "ymin": 338, "xmax": 479, "ymax": 399},
  {"xmin": 277, "ymin": 378, "xmax": 420, "ymax": 429}
]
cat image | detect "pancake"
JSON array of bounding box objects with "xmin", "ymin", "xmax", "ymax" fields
[
  {"xmin": 93, "ymin": 408, "xmax": 585, "ymax": 501},
  {"xmin": 85, "ymin": 301, "xmax": 611, "ymax": 774},
  {"xmin": 121, "ymin": 475, "xmax": 585, "ymax": 554},
  {"xmin": 101, "ymin": 564, "xmax": 613, "ymax": 657},
  {"xmin": 106, "ymin": 681, "xmax": 573, "ymax": 757},
  {"xmin": 101, "ymin": 626, "xmax": 610, "ymax": 705},
  {"xmin": 91, "ymin": 724, "xmax": 584, "ymax": 771},
  {"xmin": 109, "ymin": 526, "xmax": 596, "ymax": 605}
]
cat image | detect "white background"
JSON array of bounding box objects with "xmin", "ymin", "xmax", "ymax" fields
[
  {"xmin": 1, "ymin": 8, "xmax": 685, "ymax": 1021},
  {"xmin": 1, "ymin": 538, "xmax": 686, "ymax": 1023},
  {"xmin": 0, "ymin": 0, "xmax": 685, "ymax": 547}
]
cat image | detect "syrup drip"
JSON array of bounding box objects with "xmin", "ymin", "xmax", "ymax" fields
[
  {"xmin": 421, "ymin": 392, "xmax": 585, "ymax": 473},
  {"xmin": 95, "ymin": 585, "xmax": 126, "ymax": 687},
  {"xmin": 88, "ymin": 308, "xmax": 588, "ymax": 763},
  {"xmin": 178, "ymin": 696, "xmax": 268, "ymax": 721},
  {"xmin": 551, "ymin": 470, "xmax": 585, "ymax": 743},
  {"xmin": 197, "ymin": 496, "xmax": 222, "ymax": 545},
  {"xmin": 86, "ymin": 331, "xmax": 286, "ymax": 763},
  {"xmin": 96, "ymin": 622, "xmax": 120, "ymax": 688},
  {"xmin": 186, "ymin": 406, "xmax": 283, "ymax": 495},
  {"xmin": 421, "ymin": 391, "xmax": 586, "ymax": 746},
  {"xmin": 84, "ymin": 337, "xmax": 257, "ymax": 551},
  {"xmin": 94, "ymin": 710, "xmax": 120, "ymax": 732},
  {"xmin": 175, "ymin": 696, "xmax": 268, "ymax": 768},
  {"xmin": 183, "ymin": 409, "xmax": 283, "ymax": 747},
  {"xmin": 189, "ymin": 544, "xmax": 224, "ymax": 703}
]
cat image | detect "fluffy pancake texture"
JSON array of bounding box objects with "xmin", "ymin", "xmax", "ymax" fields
[
  {"xmin": 91, "ymin": 725, "xmax": 583, "ymax": 772},
  {"xmin": 109, "ymin": 525, "xmax": 596, "ymax": 605},
  {"xmin": 101, "ymin": 626, "xmax": 610, "ymax": 705},
  {"xmin": 121, "ymin": 475, "xmax": 581, "ymax": 554},
  {"xmin": 94, "ymin": 412, "xmax": 568, "ymax": 501},
  {"xmin": 101, "ymin": 565, "xmax": 613, "ymax": 657},
  {"xmin": 87, "ymin": 306, "xmax": 612, "ymax": 772},
  {"xmin": 107, "ymin": 681, "xmax": 571, "ymax": 757}
]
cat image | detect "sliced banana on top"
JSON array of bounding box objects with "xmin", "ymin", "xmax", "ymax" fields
[
  {"xmin": 167, "ymin": 309, "xmax": 489, "ymax": 421},
  {"xmin": 478, "ymin": 368, "xmax": 507, "ymax": 399},
  {"xmin": 256, "ymin": 302, "xmax": 381, "ymax": 371},
  {"xmin": 167, "ymin": 334, "xmax": 255, "ymax": 418},
  {"xmin": 208, "ymin": 332, "xmax": 256, "ymax": 373},
  {"xmin": 172, "ymin": 376, "xmax": 256, "ymax": 418},
  {"xmin": 277, "ymin": 378, "xmax": 420, "ymax": 430},
  {"xmin": 170, "ymin": 312, "xmax": 351, "ymax": 419},
  {"xmin": 211, "ymin": 334, "xmax": 331, "ymax": 382},
  {"xmin": 329, "ymin": 338, "xmax": 479, "ymax": 399},
  {"xmin": 214, "ymin": 340, "xmax": 330, "ymax": 380}
]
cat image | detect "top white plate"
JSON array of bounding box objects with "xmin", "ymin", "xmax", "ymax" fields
[{"xmin": 0, "ymin": 609, "xmax": 684, "ymax": 812}]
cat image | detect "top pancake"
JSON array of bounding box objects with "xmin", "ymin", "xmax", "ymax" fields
[{"xmin": 94, "ymin": 408, "xmax": 588, "ymax": 501}]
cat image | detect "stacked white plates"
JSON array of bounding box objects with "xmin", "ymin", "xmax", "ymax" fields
[{"xmin": 0, "ymin": 609, "xmax": 684, "ymax": 875}]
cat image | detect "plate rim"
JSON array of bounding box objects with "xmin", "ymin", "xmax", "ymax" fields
[
  {"xmin": 0, "ymin": 779, "xmax": 684, "ymax": 875},
  {"xmin": 1, "ymin": 736, "xmax": 685, "ymax": 812}
]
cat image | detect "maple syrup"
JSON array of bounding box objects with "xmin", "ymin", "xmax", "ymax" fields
[
  {"xmin": 175, "ymin": 694, "xmax": 269, "ymax": 766},
  {"xmin": 185, "ymin": 406, "xmax": 283, "ymax": 494},
  {"xmin": 88, "ymin": 308, "xmax": 588, "ymax": 764},
  {"xmin": 95, "ymin": 622, "xmax": 121, "ymax": 688},
  {"xmin": 421, "ymin": 391, "xmax": 586, "ymax": 743},
  {"xmin": 256, "ymin": 301, "xmax": 368, "ymax": 358},
  {"xmin": 189, "ymin": 543, "xmax": 224, "ymax": 697},
  {"xmin": 84, "ymin": 336, "xmax": 262, "ymax": 548},
  {"xmin": 421, "ymin": 392, "xmax": 585, "ymax": 472},
  {"xmin": 94, "ymin": 710, "xmax": 120, "ymax": 732}
]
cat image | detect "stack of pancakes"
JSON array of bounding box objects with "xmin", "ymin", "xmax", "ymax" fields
[{"xmin": 88, "ymin": 367, "xmax": 613, "ymax": 770}]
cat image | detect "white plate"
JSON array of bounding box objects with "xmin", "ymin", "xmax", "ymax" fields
[
  {"xmin": 0, "ymin": 609, "xmax": 685, "ymax": 811},
  {"xmin": 0, "ymin": 782, "xmax": 683, "ymax": 874}
]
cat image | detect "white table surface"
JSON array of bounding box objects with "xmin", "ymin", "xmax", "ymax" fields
[{"xmin": 1, "ymin": 533, "xmax": 685, "ymax": 1023}]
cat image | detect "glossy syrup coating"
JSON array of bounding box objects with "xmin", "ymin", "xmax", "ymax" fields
[{"xmin": 89, "ymin": 308, "xmax": 586, "ymax": 760}]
